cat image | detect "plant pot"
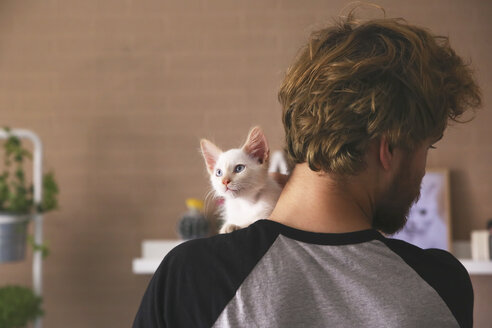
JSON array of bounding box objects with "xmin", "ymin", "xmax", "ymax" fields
[{"xmin": 0, "ymin": 212, "xmax": 31, "ymax": 263}]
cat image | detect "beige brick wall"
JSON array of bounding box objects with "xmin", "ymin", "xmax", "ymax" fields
[{"xmin": 0, "ymin": 0, "xmax": 490, "ymax": 327}]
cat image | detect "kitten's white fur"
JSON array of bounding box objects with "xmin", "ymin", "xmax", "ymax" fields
[{"xmin": 200, "ymin": 127, "xmax": 282, "ymax": 233}]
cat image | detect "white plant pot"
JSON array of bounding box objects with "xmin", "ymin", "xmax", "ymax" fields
[{"xmin": 0, "ymin": 212, "xmax": 31, "ymax": 263}]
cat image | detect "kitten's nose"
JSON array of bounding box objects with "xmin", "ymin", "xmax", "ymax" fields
[{"xmin": 222, "ymin": 178, "xmax": 231, "ymax": 186}]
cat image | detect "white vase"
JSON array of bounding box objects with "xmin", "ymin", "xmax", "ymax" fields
[{"xmin": 0, "ymin": 212, "xmax": 31, "ymax": 262}]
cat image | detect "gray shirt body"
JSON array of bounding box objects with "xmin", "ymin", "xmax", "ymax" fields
[{"xmin": 133, "ymin": 219, "xmax": 473, "ymax": 328}]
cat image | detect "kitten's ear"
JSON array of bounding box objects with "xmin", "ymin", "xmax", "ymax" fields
[
  {"xmin": 200, "ymin": 139, "xmax": 222, "ymax": 174},
  {"xmin": 242, "ymin": 126, "xmax": 269, "ymax": 164}
]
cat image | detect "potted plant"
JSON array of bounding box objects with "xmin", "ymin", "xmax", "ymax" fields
[
  {"xmin": 0, "ymin": 285, "xmax": 43, "ymax": 328},
  {"xmin": 0, "ymin": 127, "xmax": 59, "ymax": 262}
]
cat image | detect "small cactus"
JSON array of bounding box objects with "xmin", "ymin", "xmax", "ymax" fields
[{"xmin": 177, "ymin": 199, "xmax": 209, "ymax": 240}]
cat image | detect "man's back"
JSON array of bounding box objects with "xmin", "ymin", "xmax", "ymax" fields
[{"xmin": 133, "ymin": 219, "xmax": 472, "ymax": 328}]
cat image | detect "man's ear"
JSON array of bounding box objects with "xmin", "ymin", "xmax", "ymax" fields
[{"xmin": 379, "ymin": 136, "xmax": 393, "ymax": 171}]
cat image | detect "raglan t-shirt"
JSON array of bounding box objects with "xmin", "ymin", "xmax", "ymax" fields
[{"xmin": 132, "ymin": 219, "xmax": 473, "ymax": 328}]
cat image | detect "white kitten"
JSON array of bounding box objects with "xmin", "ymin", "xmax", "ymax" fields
[{"xmin": 200, "ymin": 127, "xmax": 282, "ymax": 234}]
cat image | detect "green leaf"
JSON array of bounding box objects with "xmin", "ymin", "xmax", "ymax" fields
[
  {"xmin": 39, "ymin": 172, "xmax": 59, "ymax": 213},
  {"xmin": 27, "ymin": 235, "xmax": 50, "ymax": 259},
  {"xmin": 0, "ymin": 129, "xmax": 58, "ymax": 215},
  {"xmin": 0, "ymin": 285, "xmax": 44, "ymax": 328},
  {"xmin": 15, "ymin": 168, "xmax": 24, "ymax": 182},
  {"xmin": 5, "ymin": 136, "xmax": 21, "ymax": 158}
]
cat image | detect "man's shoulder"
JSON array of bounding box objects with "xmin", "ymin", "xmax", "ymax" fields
[
  {"xmin": 165, "ymin": 233, "xmax": 233, "ymax": 265},
  {"xmin": 145, "ymin": 222, "xmax": 280, "ymax": 327},
  {"xmin": 381, "ymin": 237, "xmax": 468, "ymax": 278},
  {"xmin": 157, "ymin": 220, "xmax": 280, "ymax": 281},
  {"xmin": 380, "ymin": 236, "xmax": 473, "ymax": 328},
  {"xmin": 424, "ymin": 247, "xmax": 469, "ymax": 278}
]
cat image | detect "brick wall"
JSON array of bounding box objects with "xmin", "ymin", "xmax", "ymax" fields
[{"xmin": 0, "ymin": 0, "xmax": 490, "ymax": 327}]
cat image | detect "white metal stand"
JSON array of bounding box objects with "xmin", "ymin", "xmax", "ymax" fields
[{"xmin": 0, "ymin": 128, "xmax": 43, "ymax": 328}]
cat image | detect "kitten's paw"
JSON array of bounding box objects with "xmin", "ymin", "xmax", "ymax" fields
[{"xmin": 220, "ymin": 223, "xmax": 242, "ymax": 234}]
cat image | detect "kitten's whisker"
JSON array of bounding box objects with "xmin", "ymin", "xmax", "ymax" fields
[{"xmin": 204, "ymin": 190, "xmax": 216, "ymax": 216}]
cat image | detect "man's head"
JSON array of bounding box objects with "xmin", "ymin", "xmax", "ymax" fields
[
  {"xmin": 278, "ymin": 14, "xmax": 481, "ymax": 176},
  {"xmin": 278, "ymin": 12, "xmax": 481, "ymax": 234}
]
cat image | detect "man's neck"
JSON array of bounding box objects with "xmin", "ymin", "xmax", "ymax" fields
[{"xmin": 269, "ymin": 163, "xmax": 375, "ymax": 233}]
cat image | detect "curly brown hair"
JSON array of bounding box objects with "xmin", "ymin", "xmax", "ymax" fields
[{"xmin": 278, "ymin": 14, "xmax": 481, "ymax": 175}]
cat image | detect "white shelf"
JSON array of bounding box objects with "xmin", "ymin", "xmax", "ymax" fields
[
  {"xmin": 132, "ymin": 240, "xmax": 183, "ymax": 274},
  {"xmin": 132, "ymin": 240, "xmax": 492, "ymax": 275},
  {"xmin": 132, "ymin": 258, "xmax": 163, "ymax": 275},
  {"xmin": 458, "ymin": 259, "xmax": 492, "ymax": 275}
]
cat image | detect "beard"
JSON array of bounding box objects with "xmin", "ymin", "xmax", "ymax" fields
[{"xmin": 372, "ymin": 160, "xmax": 423, "ymax": 235}]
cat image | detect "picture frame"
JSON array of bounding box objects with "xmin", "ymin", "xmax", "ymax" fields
[{"xmin": 390, "ymin": 169, "xmax": 452, "ymax": 252}]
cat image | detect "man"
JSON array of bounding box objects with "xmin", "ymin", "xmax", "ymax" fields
[{"xmin": 133, "ymin": 12, "xmax": 481, "ymax": 328}]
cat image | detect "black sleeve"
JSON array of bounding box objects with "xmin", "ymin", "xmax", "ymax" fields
[
  {"xmin": 426, "ymin": 248, "xmax": 474, "ymax": 328},
  {"xmin": 132, "ymin": 254, "xmax": 170, "ymax": 328},
  {"xmin": 132, "ymin": 224, "xmax": 279, "ymax": 328}
]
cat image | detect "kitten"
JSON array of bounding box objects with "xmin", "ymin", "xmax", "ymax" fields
[{"xmin": 200, "ymin": 127, "xmax": 282, "ymax": 234}]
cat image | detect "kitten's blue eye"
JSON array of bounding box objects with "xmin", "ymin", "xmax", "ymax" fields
[
  {"xmin": 234, "ymin": 164, "xmax": 245, "ymax": 173},
  {"xmin": 215, "ymin": 169, "xmax": 223, "ymax": 177}
]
